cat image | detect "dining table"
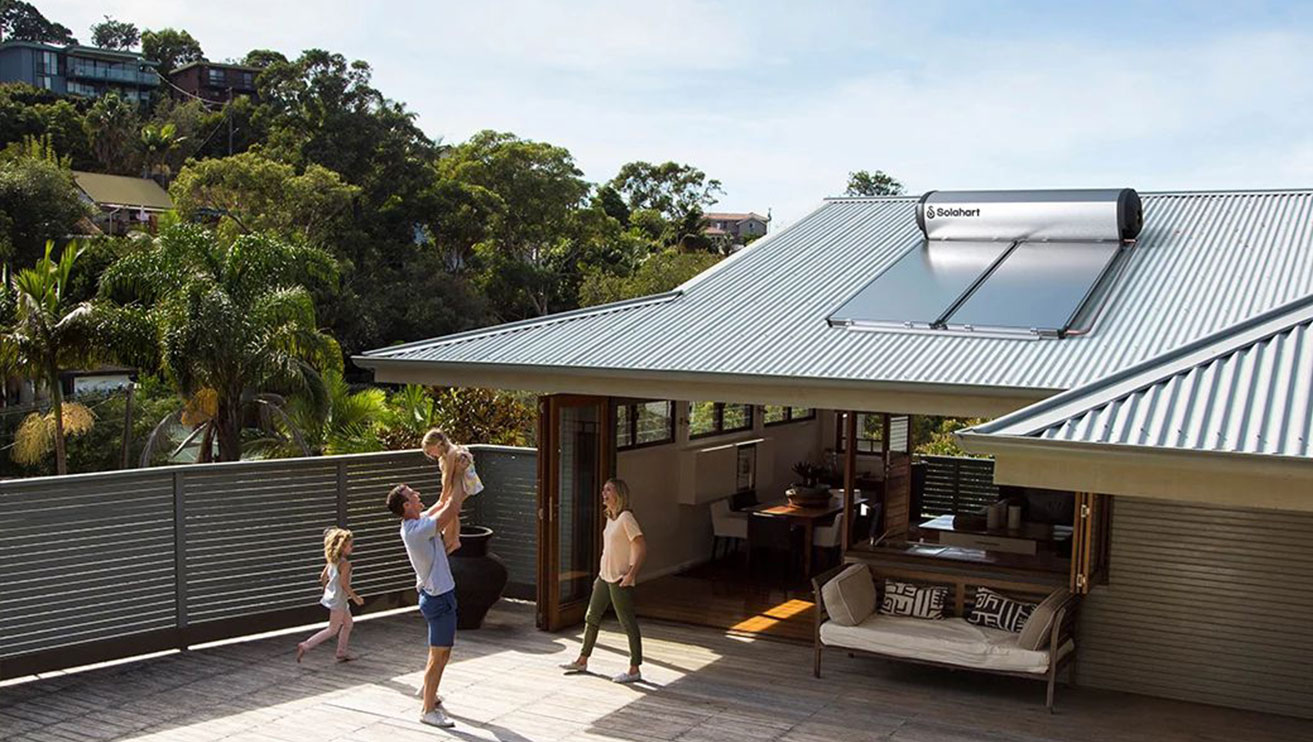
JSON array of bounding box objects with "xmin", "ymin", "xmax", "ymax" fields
[{"xmin": 745, "ymin": 494, "xmax": 867, "ymax": 577}]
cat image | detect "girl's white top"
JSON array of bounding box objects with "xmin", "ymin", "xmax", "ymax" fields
[{"xmin": 321, "ymin": 562, "xmax": 347, "ymax": 610}]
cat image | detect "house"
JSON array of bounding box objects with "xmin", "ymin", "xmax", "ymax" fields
[
  {"xmin": 702, "ymin": 211, "xmax": 769, "ymax": 244},
  {"xmin": 0, "ymin": 41, "xmax": 159, "ymax": 103},
  {"xmin": 71, "ymin": 171, "xmax": 173, "ymax": 235},
  {"xmin": 356, "ymin": 187, "xmax": 1313, "ymax": 720},
  {"xmin": 167, "ymin": 60, "xmax": 259, "ymax": 103}
]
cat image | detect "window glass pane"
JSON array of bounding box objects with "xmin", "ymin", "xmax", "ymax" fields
[
  {"xmin": 615, "ymin": 404, "xmax": 632, "ymax": 449},
  {"xmin": 723, "ymin": 404, "xmax": 752, "ymax": 432},
  {"xmin": 792, "ymin": 407, "xmax": 814, "ymax": 420},
  {"xmin": 764, "ymin": 405, "xmax": 787, "ymax": 424},
  {"xmin": 635, "ymin": 401, "xmax": 672, "ymax": 444},
  {"xmin": 689, "ymin": 402, "xmax": 717, "ymax": 436}
]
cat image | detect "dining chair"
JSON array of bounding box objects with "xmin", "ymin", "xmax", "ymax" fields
[
  {"xmin": 812, "ymin": 511, "xmax": 844, "ymax": 571},
  {"xmin": 748, "ymin": 513, "xmax": 802, "ymax": 585},
  {"xmin": 710, "ymin": 496, "xmax": 748, "ymax": 560}
]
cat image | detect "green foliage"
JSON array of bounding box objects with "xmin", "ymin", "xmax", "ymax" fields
[
  {"xmin": 609, "ymin": 161, "xmax": 723, "ymax": 224},
  {"xmin": 914, "ymin": 417, "xmax": 989, "ymax": 458},
  {"xmin": 140, "ymin": 28, "xmax": 203, "ymax": 75},
  {"xmin": 375, "ymin": 385, "xmax": 534, "ymax": 450},
  {"xmin": 139, "ymin": 122, "xmax": 183, "ymax": 178},
  {"xmin": 579, "ymin": 250, "xmax": 722, "ymax": 307},
  {"xmin": 0, "ymin": 140, "xmax": 90, "ymax": 267},
  {"xmin": 0, "ymin": 0, "xmax": 75, "ymax": 44},
  {"xmin": 845, "ymin": 169, "xmax": 905, "ymax": 197},
  {"xmin": 3, "ymin": 241, "xmax": 105, "ymax": 473},
  {"xmin": 170, "ymin": 151, "xmax": 358, "ymax": 246},
  {"xmin": 85, "ymin": 93, "xmax": 140, "ymax": 175},
  {"xmin": 90, "ymin": 16, "xmax": 139, "ymax": 50},
  {"xmin": 98, "ymin": 223, "xmax": 341, "ymax": 461},
  {"xmin": 250, "ymin": 368, "xmax": 387, "ymax": 457}
]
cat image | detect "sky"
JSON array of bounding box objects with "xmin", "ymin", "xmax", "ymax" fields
[{"xmin": 44, "ymin": 0, "xmax": 1313, "ymax": 228}]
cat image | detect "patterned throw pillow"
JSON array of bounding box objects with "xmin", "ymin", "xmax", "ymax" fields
[
  {"xmin": 967, "ymin": 587, "xmax": 1036, "ymax": 633},
  {"xmin": 879, "ymin": 579, "xmax": 948, "ymax": 620}
]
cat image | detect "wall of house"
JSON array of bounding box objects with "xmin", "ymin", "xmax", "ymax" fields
[
  {"xmin": 1079, "ymin": 496, "xmax": 1313, "ymax": 719},
  {"xmin": 618, "ymin": 402, "xmax": 825, "ymax": 580}
]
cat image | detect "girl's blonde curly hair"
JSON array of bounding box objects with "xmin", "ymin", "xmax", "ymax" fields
[{"xmin": 323, "ymin": 527, "xmax": 353, "ymax": 565}]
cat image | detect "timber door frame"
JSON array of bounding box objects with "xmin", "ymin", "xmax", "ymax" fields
[{"xmin": 536, "ymin": 394, "xmax": 612, "ymax": 631}]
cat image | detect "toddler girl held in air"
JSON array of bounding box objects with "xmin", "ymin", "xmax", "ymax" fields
[
  {"xmin": 296, "ymin": 527, "xmax": 364, "ymax": 663},
  {"xmin": 421, "ymin": 429, "xmax": 483, "ymax": 554}
]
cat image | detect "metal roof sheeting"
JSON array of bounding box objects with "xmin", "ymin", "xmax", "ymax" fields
[
  {"xmin": 967, "ymin": 293, "xmax": 1313, "ymax": 459},
  {"xmin": 360, "ymin": 190, "xmax": 1313, "ymax": 399},
  {"xmin": 72, "ymin": 171, "xmax": 174, "ymax": 211}
]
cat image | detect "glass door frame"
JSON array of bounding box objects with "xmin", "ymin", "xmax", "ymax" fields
[{"xmin": 536, "ymin": 394, "xmax": 614, "ymax": 631}]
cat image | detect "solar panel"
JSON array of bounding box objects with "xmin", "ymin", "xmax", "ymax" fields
[
  {"xmin": 941, "ymin": 241, "xmax": 1124, "ymax": 335},
  {"xmin": 828, "ymin": 240, "xmax": 1015, "ymax": 329}
]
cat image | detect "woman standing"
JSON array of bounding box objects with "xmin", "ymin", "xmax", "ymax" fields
[{"xmin": 560, "ymin": 479, "xmax": 646, "ymax": 683}]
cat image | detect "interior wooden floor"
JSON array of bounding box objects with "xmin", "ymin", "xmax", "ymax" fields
[{"xmin": 634, "ymin": 551, "xmax": 835, "ymax": 643}]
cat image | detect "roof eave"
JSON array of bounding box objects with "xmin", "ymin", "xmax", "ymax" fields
[{"xmin": 355, "ymin": 355, "xmax": 1055, "ymax": 418}]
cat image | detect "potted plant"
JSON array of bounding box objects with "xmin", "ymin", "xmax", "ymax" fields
[{"xmin": 787, "ymin": 461, "xmax": 832, "ymax": 506}]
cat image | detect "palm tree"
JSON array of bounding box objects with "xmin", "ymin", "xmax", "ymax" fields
[
  {"xmin": 251, "ymin": 369, "xmax": 387, "ymax": 458},
  {"xmin": 100, "ymin": 223, "xmax": 341, "ymax": 463},
  {"xmin": 140, "ymin": 122, "xmax": 185, "ymax": 181},
  {"xmin": 85, "ymin": 93, "xmax": 141, "ymax": 176},
  {"xmin": 3, "ymin": 242, "xmax": 102, "ymax": 474}
]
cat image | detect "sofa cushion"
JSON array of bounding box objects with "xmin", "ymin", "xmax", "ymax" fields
[
  {"xmin": 820, "ymin": 614, "xmax": 1073, "ymax": 674},
  {"xmin": 1016, "ymin": 587, "xmax": 1072, "ymax": 650},
  {"xmin": 879, "ymin": 579, "xmax": 948, "ymax": 620},
  {"xmin": 967, "ymin": 587, "xmax": 1035, "ymax": 633},
  {"xmin": 821, "ymin": 564, "xmax": 876, "ymax": 626}
]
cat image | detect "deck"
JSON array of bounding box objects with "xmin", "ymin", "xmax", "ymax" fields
[{"xmin": 1, "ymin": 601, "xmax": 1308, "ymax": 742}]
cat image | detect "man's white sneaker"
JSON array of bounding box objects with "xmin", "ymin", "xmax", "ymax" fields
[
  {"xmin": 420, "ymin": 708, "xmax": 455, "ymax": 728},
  {"xmin": 611, "ymin": 671, "xmax": 641, "ymax": 684}
]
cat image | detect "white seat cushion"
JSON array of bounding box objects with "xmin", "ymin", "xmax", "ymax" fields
[{"xmin": 820, "ymin": 614, "xmax": 1073, "ymax": 674}]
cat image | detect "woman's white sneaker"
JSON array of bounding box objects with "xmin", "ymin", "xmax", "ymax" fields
[
  {"xmin": 611, "ymin": 671, "xmax": 641, "ymax": 684},
  {"xmin": 420, "ymin": 708, "xmax": 454, "ymax": 728}
]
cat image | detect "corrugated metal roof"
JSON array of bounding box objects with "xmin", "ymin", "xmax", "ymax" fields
[
  {"xmin": 72, "ymin": 171, "xmax": 174, "ymax": 212},
  {"xmin": 964, "ymin": 293, "xmax": 1313, "ymax": 458},
  {"xmin": 360, "ymin": 190, "xmax": 1313, "ymax": 399}
]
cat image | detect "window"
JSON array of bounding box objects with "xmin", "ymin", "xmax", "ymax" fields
[
  {"xmin": 207, "ymin": 68, "xmax": 227, "ymax": 86},
  {"xmin": 38, "ymin": 51, "xmax": 58, "ymax": 75},
  {"xmin": 764, "ymin": 406, "xmax": 815, "ymax": 426},
  {"xmin": 836, "ymin": 412, "xmax": 884, "ymax": 453},
  {"xmin": 241, "ymin": 71, "xmax": 254, "ymax": 88},
  {"xmin": 615, "ymin": 400, "xmax": 674, "ymax": 450},
  {"xmin": 690, "ymin": 402, "xmax": 753, "ymax": 438}
]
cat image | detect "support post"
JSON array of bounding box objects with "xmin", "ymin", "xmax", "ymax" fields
[
  {"xmin": 842, "ymin": 411, "xmax": 857, "ymax": 552},
  {"xmin": 173, "ymin": 471, "xmax": 188, "ymax": 645}
]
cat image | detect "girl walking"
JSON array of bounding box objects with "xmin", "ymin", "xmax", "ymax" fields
[
  {"xmin": 297, "ymin": 527, "xmax": 364, "ymax": 663},
  {"xmin": 560, "ymin": 478, "xmax": 646, "ymax": 683}
]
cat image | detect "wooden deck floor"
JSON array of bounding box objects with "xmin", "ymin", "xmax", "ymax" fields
[
  {"xmin": 1, "ymin": 600, "xmax": 1309, "ymax": 741},
  {"xmin": 634, "ymin": 560, "xmax": 817, "ymax": 642}
]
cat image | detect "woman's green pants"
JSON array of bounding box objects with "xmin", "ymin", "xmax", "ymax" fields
[{"xmin": 580, "ymin": 577, "xmax": 642, "ymax": 666}]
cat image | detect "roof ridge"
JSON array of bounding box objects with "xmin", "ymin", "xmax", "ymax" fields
[{"xmin": 967, "ymin": 292, "xmax": 1313, "ymax": 437}]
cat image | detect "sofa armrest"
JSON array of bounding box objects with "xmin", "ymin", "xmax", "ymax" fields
[
  {"xmin": 811, "ymin": 563, "xmax": 850, "ymax": 635},
  {"xmin": 1048, "ymin": 592, "xmax": 1082, "ymax": 651}
]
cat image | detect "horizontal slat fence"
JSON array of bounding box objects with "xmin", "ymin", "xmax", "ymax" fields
[
  {"xmin": 0, "ymin": 445, "xmax": 538, "ymax": 679},
  {"xmin": 918, "ymin": 455, "xmax": 998, "ymax": 518}
]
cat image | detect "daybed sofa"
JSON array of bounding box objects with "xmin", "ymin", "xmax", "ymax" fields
[{"xmin": 812, "ymin": 562, "xmax": 1080, "ymax": 710}]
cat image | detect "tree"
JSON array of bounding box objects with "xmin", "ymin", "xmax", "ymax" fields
[
  {"xmin": 169, "ymin": 151, "xmax": 359, "ymax": 247},
  {"xmin": 608, "ymin": 161, "xmax": 723, "ymax": 225},
  {"xmin": 139, "ymin": 122, "xmax": 184, "ymax": 179},
  {"xmin": 579, "ymin": 250, "xmax": 722, "ymax": 307},
  {"xmin": 140, "ymin": 28, "xmax": 203, "ymax": 75},
  {"xmin": 0, "ymin": 137, "xmax": 91, "ymax": 270},
  {"xmin": 90, "ymin": 16, "xmax": 138, "ymax": 50},
  {"xmin": 429, "ymin": 387, "xmax": 535, "ymax": 447},
  {"xmin": 3, "ymin": 242, "xmax": 103, "ymax": 474},
  {"xmin": 84, "ymin": 92, "xmax": 140, "ymax": 175},
  {"xmin": 99, "ymin": 224, "xmax": 341, "ymax": 462},
  {"xmin": 0, "ymin": 1, "xmax": 75, "ymax": 44},
  {"xmin": 845, "ymin": 170, "xmax": 905, "ymax": 197},
  {"xmin": 437, "ymin": 130, "xmax": 592, "ymax": 318},
  {"xmin": 251, "ymin": 368, "xmax": 386, "ymax": 457}
]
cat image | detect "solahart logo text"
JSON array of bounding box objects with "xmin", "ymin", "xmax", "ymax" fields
[{"xmin": 927, "ymin": 206, "xmax": 982, "ymax": 219}]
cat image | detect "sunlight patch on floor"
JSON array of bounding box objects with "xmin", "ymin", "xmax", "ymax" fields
[{"xmin": 729, "ymin": 598, "xmax": 813, "ymax": 634}]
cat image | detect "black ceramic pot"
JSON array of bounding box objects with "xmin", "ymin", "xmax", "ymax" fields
[{"xmin": 450, "ymin": 525, "xmax": 509, "ymax": 630}]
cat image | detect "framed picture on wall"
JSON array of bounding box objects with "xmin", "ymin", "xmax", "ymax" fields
[{"xmin": 736, "ymin": 443, "xmax": 757, "ymax": 493}]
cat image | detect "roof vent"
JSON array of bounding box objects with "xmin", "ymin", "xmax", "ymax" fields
[{"xmin": 830, "ymin": 188, "xmax": 1142, "ymax": 338}]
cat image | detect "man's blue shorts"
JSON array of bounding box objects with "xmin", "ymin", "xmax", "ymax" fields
[{"xmin": 419, "ymin": 589, "xmax": 458, "ymax": 647}]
